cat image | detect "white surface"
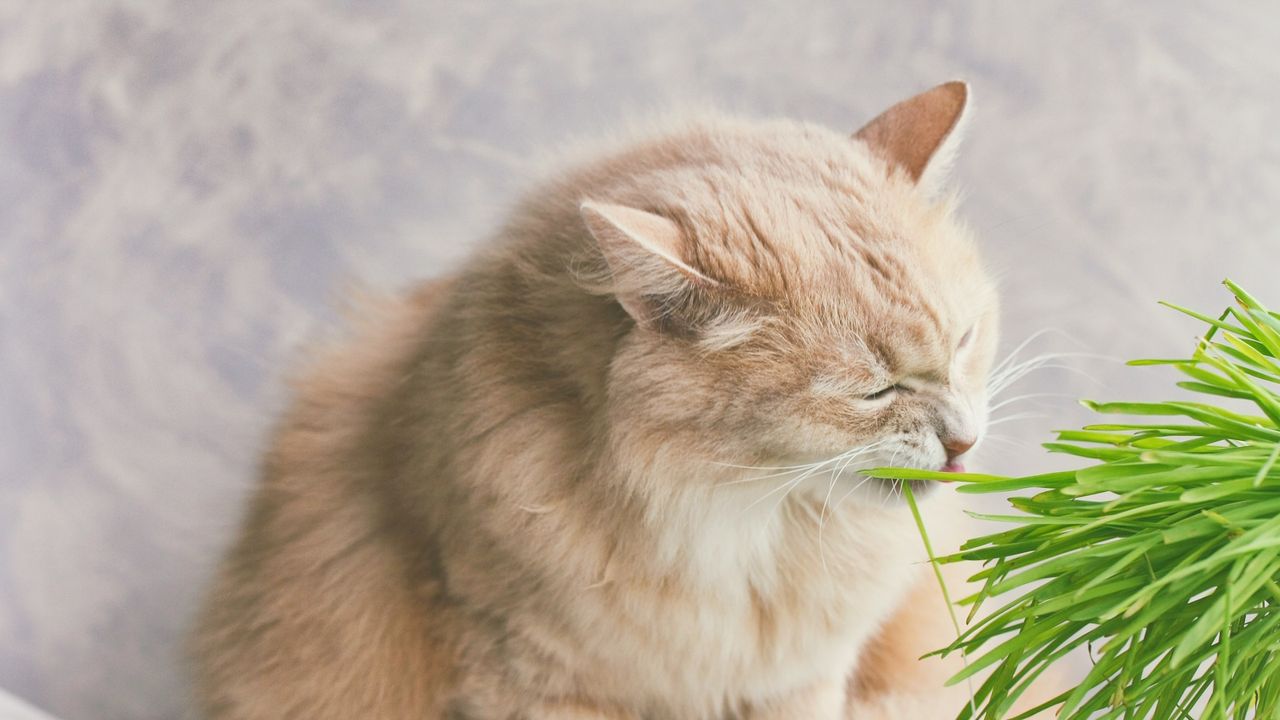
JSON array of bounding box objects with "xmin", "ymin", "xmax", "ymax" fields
[
  {"xmin": 0, "ymin": 689, "xmax": 56, "ymax": 720},
  {"xmin": 3, "ymin": 2, "xmax": 1280, "ymax": 719}
]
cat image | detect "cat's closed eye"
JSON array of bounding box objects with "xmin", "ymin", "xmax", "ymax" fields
[{"xmin": 862, "ymin": 385, "xmax": 899, "ymax": 401}]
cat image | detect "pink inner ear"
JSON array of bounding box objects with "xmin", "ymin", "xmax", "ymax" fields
[
  {"xmin": 579, "ymin": 201, "xmax": 719, "ymax": 327},
  {"xmin": 580, "ymin": 201, "xmax": 718, "ymax": 285},
  {"xmin": 853, "ymin": 81, "xmax": 969, "ymax": 184}
]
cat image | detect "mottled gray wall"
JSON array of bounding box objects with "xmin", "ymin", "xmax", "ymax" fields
[{"xmin": 3, "ymin": 2, "xmax": 1280, "ymax": 718}]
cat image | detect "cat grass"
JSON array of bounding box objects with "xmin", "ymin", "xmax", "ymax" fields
[{"xmin": 879, "ymin": 280, "xmax": 1280, "ymax": 719}]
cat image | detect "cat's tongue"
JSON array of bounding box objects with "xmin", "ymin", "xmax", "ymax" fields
[{"xmin": 941, "ymin": 461, "xmax": 966, "ymax": 474}]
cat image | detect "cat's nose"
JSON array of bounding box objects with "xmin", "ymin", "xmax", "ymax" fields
[{"xmin": 942, "ymin": 435, "xmax": 975, "ymax": 461}]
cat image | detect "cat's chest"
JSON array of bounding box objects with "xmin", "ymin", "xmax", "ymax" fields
[{"xmin": 581, "ymin": 506, "xmax": 921, "ymax": 714}]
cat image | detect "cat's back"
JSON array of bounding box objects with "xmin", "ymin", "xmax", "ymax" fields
[{"xmin": 190, "ymin": 278, "xmax": 462, "ymax": 720}]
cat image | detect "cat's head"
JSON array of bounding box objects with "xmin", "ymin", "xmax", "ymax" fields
[{"xmin": 577, "ymin": 82, "xmax": 997, "ymax": 501}]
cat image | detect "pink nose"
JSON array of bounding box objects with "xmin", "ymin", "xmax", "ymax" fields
[{"xmin": 943, "ymin": 436, "xmax": 975, "ymax": 461}]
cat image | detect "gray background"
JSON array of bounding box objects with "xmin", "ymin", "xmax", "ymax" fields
[{"xmin": 3, "ymin": 1, "xmax": 1280, "ymax": 718}]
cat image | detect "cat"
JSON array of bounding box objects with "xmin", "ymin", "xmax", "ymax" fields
[{"xmin": 191, "ymin": 81, "xmax": 1019, "ymax": 719}]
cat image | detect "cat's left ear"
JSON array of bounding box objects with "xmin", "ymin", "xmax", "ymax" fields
[
  {"xmin": 854, "ymin": 80, "xmax": 970, "ymax": 195},
  {"xmin": 579, "ymin": 201, "xmax": 718, "ymax": 328}
]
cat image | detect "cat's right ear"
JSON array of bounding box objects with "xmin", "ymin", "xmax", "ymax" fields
[
  {"xmin": 854, "ymin": 80, "xmax": 970, "ymax": 195},
  {"xmin": 579, "ymin": 201, "xmax": 718, "ymax": 327}
]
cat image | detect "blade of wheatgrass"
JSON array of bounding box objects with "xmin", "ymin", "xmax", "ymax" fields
[
  {"xmin": 1202, "ymin": 343, "xmax": 1280, "ymax": 386},
  {"xmin": 865, "ymin": 466, "xmax": 1004, "ymax": 482},
  {"xmin": 1158, "ymin": 301, "xmax": 1249, "ymax": 336},
  {"xmin": 1255, "ymin": 444, "xmax": 1280, "ymax": 487},
  {"xmin": 1228, "ymin": 303, "xmax": 1280, "ymax": 359},
  {"xmin": 1212, "ymin": 580, "xmax": 1231, "ymax": 720},
  {"xmin": 1220, "ymin": 331, "xmax": 1280, "ymax": 376},
  {"xmin": 1224, "ymin": 278, "xmax": 1267, "ymax": 312},
  {"xmin": 1249, "ymin": 306, "xmax": 1280, "ymax": 348},
  {"xmin": 1199, "ymin": 351, "xmax": 1280, "ymax": 426},
  {"xmin": 902, "ymin": 482, "xmax": 977, "ymax": 718}
]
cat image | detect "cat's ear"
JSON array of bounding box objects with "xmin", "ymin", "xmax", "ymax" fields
[
  {"xmin": 854, "ymin": 80, "xmax": 970, "ymax": 194},
  {"xmin": 579, "ymin": 201, "xmax": 717, "ymax": 327}
]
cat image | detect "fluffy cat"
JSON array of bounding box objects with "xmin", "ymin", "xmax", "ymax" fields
[{"xmin": 191, "ymin": 81, "xmax": 1014, "ymax": 719}]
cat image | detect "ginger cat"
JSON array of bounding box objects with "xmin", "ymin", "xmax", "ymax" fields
[{"xmin": 192, "ymin": 81, "xmax": 1025, "ymax": 719}]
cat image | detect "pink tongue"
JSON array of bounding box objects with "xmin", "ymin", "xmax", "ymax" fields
[{"xmin": 942, "ymin": 461, "xmax": 966, "ymax": 474}]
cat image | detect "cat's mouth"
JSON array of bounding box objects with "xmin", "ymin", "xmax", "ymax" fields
[{"xmin": 894, "ymin": 460, "xmax": 963, "ymax": 492}]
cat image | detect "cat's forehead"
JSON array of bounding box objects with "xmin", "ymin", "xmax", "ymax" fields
[
  {"xmin": 606, "ymin": 117, "xmax": 990, "ymax": 351},
  {"xmin": 790, "ymin": 269, "xmax": 966, "ymax": 372},
  {"xmin": 653, "ymin": 121, "xmax": 961, "ymax": 296},
  {"xmin": 680, "ymin": 159, "xmax": 971, "ymax": 309}
]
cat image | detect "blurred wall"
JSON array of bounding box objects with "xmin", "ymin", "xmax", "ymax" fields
[{"xmin": 2, "ymin": 2, "xmax": 1279, "ymax": 718}]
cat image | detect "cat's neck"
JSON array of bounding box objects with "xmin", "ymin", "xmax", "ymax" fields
[{"xmin": 607, "ymin": 460, "xmax": 921, "ymax": 593}]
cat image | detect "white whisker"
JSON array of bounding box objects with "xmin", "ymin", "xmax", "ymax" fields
[
  {"xmin": 817, "ymin": 444, "xmax": 877, "ymax": 576},
  {"xmin": 988, "ymin": 350, "xmax": 1113, "ymax": 400},
  {"xmin": 712, "ymin": 459, "xmax": 836, "ymax": 472},
  {"xmin": 988, "ymin": 392, "xmax": 1072, "ymax": 413},
  {"xmin": 737, "ymin": 440, "xmax": 890, "ymax": 521},
  {"xmin": 832, "ymin": 475, "xmax": 874, "ymax": 514},
  {"xmin": 987, "ymin": 411, "xmax": 1046, "ymax": 427},
  {"xmin": 981, "ymin": 433, "xmax": 1033, "ymax": 449},
  {"xmin": 988, "ymin": 353, "xmax": 1065, "ymax": 392},
  {"xmin": 988, "ymin": 329, "xmax": 1062, "ymax": 378},
  {"xmin": 878, "ymin": 446, "xmax": 906, "ymax": 510},
  {"xmin": 713, "ymin": 465, "xmax": 822, "ymax": 487},
  {"xmin": 742, "ymin": 447, "xmax": 859, "ymax": 513},
  {"xmin": 742, "ymin": 468, "xmax": 817, "ymax": 513}
]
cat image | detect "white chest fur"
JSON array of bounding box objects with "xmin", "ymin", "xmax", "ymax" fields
[{"xmin": 569, "ymin": 487, "xmax": 927, "ymax": 718}]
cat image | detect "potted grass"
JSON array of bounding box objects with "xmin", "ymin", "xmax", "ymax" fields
[{"xmin": 877, "ymin": 280, "xmax": 1280, "ymax": 719}]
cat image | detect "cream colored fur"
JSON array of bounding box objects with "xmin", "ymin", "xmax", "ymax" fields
[{"xmin": 190, "ymin": 82, "xmax": 1052, "ymax": 718}]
